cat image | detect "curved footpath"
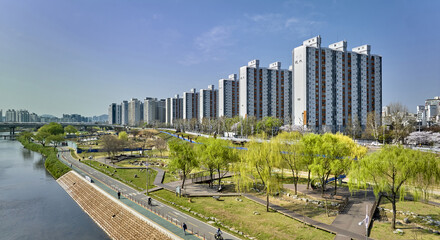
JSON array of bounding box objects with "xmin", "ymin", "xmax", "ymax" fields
[{"xmin": 56, "ymin": 147, "xmax": 240, "ymax": 240}]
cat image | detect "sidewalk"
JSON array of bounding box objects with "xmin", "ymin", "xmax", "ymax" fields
[{"xmin": 58, "ymin": 147, "xmax": 240, "ymax": 240}]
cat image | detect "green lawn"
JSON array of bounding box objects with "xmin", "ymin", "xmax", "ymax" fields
[
  {"xmin": 370, "ymin": 221, "xmax": 440, "ymax": 240},
  {"xmin": 83, "ymin": 160, "xmax": 157, "ymax": 191},
  {"xmin": 151, "ymin": 189, "xmax": 334, "ymax": 240}
]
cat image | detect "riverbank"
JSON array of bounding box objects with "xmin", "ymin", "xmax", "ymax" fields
[
  {"xmin": 18, "ymin": 137, "xmax": 70, "ymax": 179},
  {"xmin": 58, "ymin": 171, "xmax": 175, "ymax": 240}
]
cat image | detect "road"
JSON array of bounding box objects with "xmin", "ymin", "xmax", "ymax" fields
[{"xmin": 58, "ymin": 147, "xmax": 240, "ymax": 240}]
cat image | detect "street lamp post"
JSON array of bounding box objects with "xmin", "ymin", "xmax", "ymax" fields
[{"xmin": 145, "ymin": 162, "xmax": 149, "ymax": 196}]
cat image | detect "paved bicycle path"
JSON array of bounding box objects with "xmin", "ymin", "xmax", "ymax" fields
[{"xmin": 58, "ymin": 147, "xmax": 239, "ymax": 240}]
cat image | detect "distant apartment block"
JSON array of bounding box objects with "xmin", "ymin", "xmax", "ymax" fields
[
  {"xmin": 417, "ymin": 96, "xmax": 440, "ymax": 126},
  {"xmin": 183, "ymin": 88, "xmax": 199, "ymax": 120},
  {"xmin": 293, "ymin": 36, "xmax": 382, "ymax": 132},
  {"xmin": 239, "ymin": 60, "xmax": 292, "ymax": 123},
  {"xmin": 108, "ymin": 103, "xmax": 117, "ymax": 124},
  {"xmin": 144, "ymin": 98, "xmax": 166, "ymax": 125},
  {"xmin": 6, "ymin": 109, "xmax": 16, "ymax": 122},
  {"xmin": 166, "ymin": 94, "xmax": 183, "ymax": 125},
  {"xmin": 0, "ymin": 110, "xmax": 2, "ymax": 122},
  {"xmin": 200, "ymin": 85, "xmax": 218, "ymax": 120},
  {"xmin": 121, "ymin": 100, "xmax": 129, "ymax": 125},
  {"xmin": 219, "ymin": 74, "xmax": 239, "ymax": 118},
  {"xmin": 128, "ymin": 98, "xmax": 141, "ymax": 126}
]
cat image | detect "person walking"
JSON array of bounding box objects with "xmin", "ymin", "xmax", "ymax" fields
[
  {"xmin": 182, "ymin": 222, "xmax": 187, "ymax": 235},
  {"xmin": 117, "ymin": 191, "xmax": 121, "ymax": 199}
]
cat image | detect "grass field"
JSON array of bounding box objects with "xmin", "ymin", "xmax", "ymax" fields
[
  {"xmin": 83, "ymin": 160, "xmax": 157, "ymax": 191},
  {"xmin": 151, "ymin": 189, "xmax": 334, "ymax": 240}
]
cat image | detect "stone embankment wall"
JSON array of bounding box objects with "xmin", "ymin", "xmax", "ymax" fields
[{"xmin": 57, "ymin": 171, "xmax": 175, "ymax": 240}]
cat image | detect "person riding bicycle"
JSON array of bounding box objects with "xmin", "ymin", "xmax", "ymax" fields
[{"xmin": 215, "ymin": 228, "xmax": 223, "ymax": 238}]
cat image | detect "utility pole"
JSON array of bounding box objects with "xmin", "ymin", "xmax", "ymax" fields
[{"xmin": 146, "ymin": 162, "xmax": 149, "ymax": 196}]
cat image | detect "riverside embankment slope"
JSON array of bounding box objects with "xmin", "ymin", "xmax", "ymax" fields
[{"xmin": 57, "ymin": 171, "xmax": 178, "ymax": 240}]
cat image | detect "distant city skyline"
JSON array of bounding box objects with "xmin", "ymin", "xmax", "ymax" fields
[{"xmin": 0, "ymin": 0, "xmax": 438, "ymax": 116}]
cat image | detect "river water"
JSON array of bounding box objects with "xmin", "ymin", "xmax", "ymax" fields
[{"xmin": 0, "ymin": 137, "xmax": 109, "ymax": 240}]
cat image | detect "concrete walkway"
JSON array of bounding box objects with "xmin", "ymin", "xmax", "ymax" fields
[{"xmin": 58, "ymin": 147, "xmax": 240, "ymax": 240}]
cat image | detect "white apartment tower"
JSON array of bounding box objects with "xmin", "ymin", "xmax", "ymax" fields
[
  {"xmin": 121, "ymin": 100, "xmax": 128, "ymax": 126},
  {"xmin": 144, "ymin": 98, "xmax": 157, "ymax": 125},
  {"xmin": 166, "ymin": 94, "xmax": 183, "ymax": 125},
  {"xmin": 293, "ymin": 36, "xmax": 382, "ymax": 132},
  {"xmin": 128, "ymin": 98, "xmax": 141, "ymax": 126},
  {"xmin": 200, "ymin": 85, "xmax": 218, "ymax": 120},
  {"xmin": 239, "ymin": 60, "xmax": 292, "ymax": 123},
  {"xmin": 219, "ymin": 74, "xmax": 239, "ymax": 118},
  {"xmin": 183, "ymin": 88, "xmax": 199, "ymax": 120}
]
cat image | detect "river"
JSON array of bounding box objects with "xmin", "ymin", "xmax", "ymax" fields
[{"xmin": 0, "ymin": 136, "xmax": 109, "ymax": 240}]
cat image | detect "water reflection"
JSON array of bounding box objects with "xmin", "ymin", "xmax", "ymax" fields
[{"xmin": 21, "ymin": 148, "xmax": 32, "ymax": 160}]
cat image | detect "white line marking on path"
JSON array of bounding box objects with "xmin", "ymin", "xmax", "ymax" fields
[{"xmin": 173, "ymin": 211, "xmax": 187, "ymax": 219}]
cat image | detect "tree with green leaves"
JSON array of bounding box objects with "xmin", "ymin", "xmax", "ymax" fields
[
  {"xmin": 118, "ymin": 131, "xmax": 129, "ymax": 141},
  {"xmin": 39, "ymin": 122, "xmax": 64, "ymax": 136},
  {"xmin": 46, "ymin": 134, "xmax": 65, "ymax": 149},
  {"xmin": 235, "ymin": 137, "xmax": 281, "ymax": 212},
  {"xmin": 168, "ymin": 140, "xmax": 198, "ymax": 189},
  {"xmin": 19, "ymin": 131, "xmax": 34, "ymax": 143},
  {"xmin": 300, "ymin": 133, "xmax": 321, "ymax": 189},
  {"xmin": 274, "ymin": 131, "xmax": 303, "ymax": 195},
  {"xmin": 348, "ymin": 145, "xmax": 440, "ymax": 229},
  {"xmin": 64, "ymin": 125, "xmax": 78, "ymax": 135},
  {"xmin": 195, "ymin": 138, "xmax": 216, "ymax": 187},
  {"xmin": 329, "ymin": 133, "xmax": 367, "ymax": 195}
]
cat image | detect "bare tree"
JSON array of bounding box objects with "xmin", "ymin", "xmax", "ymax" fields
[
  {"xmin": 364, "ymin": 111, "xmax": 381, "ymax": 140},
  {"xmin": 155, "ymin": 138, "xmax": 168, "ymax": 157},
  {"xmin": 385, "ymin": 102, "xmax": 414, "ymax": 144}
]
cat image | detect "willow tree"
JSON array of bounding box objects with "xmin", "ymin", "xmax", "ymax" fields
[
  {"xmin": 274, "ymin": 131, "xmax": 303, "ymax": 195},
  {"xmin": 329, "ymin": 133, "xmax": 367, "ymax": 195},
  {"xmin": 348, "ymin": 145, "xmax": 440, "ymax": 229},
  {"xmin": 310, "ymin": 134, "xmax": 333, "ymax": 196},
  {"xmin": 300, "ymin": 133, "xmax": 321, "ymax": 189},
  {"xmin": 414, "ymin": 151, "xmax": 440, "ymax": 201},
  {"xmin": 235, "ymin": 138, "xmax": 281, "ymax": 212},
  {"xmin": 168, "ymin": 140, "xmax": 198, "ymax": 189}
]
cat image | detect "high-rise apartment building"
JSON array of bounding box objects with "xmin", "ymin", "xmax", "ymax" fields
[
  {"xmin": 218, "ymin": 74, "xmax": 239, "ymax": 118},
  {"xmin": 239, "ymin": 60, "xmax": 292, "ymax": 123},
  {"xmin": 0, "ymin": 110, "xmax": 2, "ymax": 122},
  {"xmin": 293, "ymin": 36, "xmax": 382, "ymax": 132},
  {"xmin": 144, "ymin": 98, "xmax": 166, "ymax": 125},
  {"xmin": 128, "ymin": 98, "xmax": 141, "ymax": 126},
  {"xmin": 200, "ymin": 85, "xmax": 218, "ymax": 121},
  {"xmin": 108, "ymin": 103, "xmax": 117, "ymax": 124},
  {"xmin": 157, "ymin": 99, "xmax": 166, "ymax": 123},
  {"xmin": 6, "ymin": 109, "xmax": 16, "ymax": 122},
  {"xmin": 144, "ymin": 98, "xmax": 157, "ymax": 125},
  {"xmin": 121, "ymin": 100, "xmax": 128, "ymax": 126},
  {"xmin": 417, "ymin": 96, "xmax": 440, "ymax": 126},
  {"xmin": 166, "ymin": 94, "xmax": 183, "ymax": 125},
  {"xmin": 183, "ymin": 88, "xmax": 199, "ymax": 120}
]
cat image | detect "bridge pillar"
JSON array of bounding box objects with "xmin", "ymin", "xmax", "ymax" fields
[{"xmin": 10, "ymin": 126, "xmax": 16, "ymax": 136}]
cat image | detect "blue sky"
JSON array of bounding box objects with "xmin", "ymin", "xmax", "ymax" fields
[{"xmin": 0, "ymin": 0, "xmax": 439, "ymax": 116}]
